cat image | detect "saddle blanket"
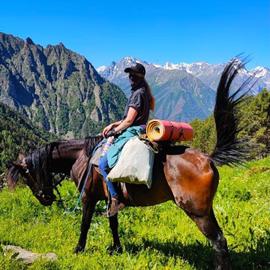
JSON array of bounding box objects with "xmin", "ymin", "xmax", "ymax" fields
[{"xmin": 107, "ymin": 136, "xmax": 154, "ymax": 188}]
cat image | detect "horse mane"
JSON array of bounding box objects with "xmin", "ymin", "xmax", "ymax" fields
[
  {"xmin": 28, "ymin": 142, "xmax": 60, "ymax": 187},
  {"xmin": 83, "ymin": 134, "xmax": 103, "ymax": 157},
  {"xmin": 7, "ymin": 141, "xmax": 60, "ymax": 189}
]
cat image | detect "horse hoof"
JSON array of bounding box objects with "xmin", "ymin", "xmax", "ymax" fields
[
  {"xmin": 214, "ymin": 254, "xmax": 231, "ymax": 270},
  {"xmin": 74, "ymin": 245, "xmax": 85, "ymax": 254},
  {"xmin": 107, "ymin": 245, "xmax": 123, "ymax": 255}
]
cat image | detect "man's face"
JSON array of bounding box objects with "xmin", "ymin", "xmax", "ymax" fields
[{"xmin": 129, "ymin": 73, "xmax": 142, "ymax": 87}]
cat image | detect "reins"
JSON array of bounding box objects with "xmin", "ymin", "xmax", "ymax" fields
[
  {"xmin": 70, "ymin": 163, "xmax": 94, "ymax": 212},
  {"xmin": 52, "ymin": 173, "xmax": 67, "ymax": 208},
  {"xmin": 64, "ymin": 136, "xmax": 103, "ymax": 213},
  {"xmin": 69, "ymin": 138, "xmax": 103, "ymax": 212}
]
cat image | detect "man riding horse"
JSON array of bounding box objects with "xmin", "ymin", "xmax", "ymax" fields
[
  {"xmin": 7, "ymin": 59, "xmax": 252, "ymax": 270},
  {"xmin": 99, "ymin": 62, "xmax": 155, "ymax": 217}
]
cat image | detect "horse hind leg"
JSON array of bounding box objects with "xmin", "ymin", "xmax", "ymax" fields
[{"xmin": 186, "ymin": 208, "xmax": 231, "ymax": 270}]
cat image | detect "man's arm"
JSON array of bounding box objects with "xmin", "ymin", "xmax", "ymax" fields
[
  {"xmin": 102, "ymin": 120, "xmax": 122, "ymax": 137},
  {"xmin": 104, "ymin": 107, "xmax": 138, "ymax": 137}
]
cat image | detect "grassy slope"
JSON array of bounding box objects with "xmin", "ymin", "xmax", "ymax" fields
[{"xmin": 0, "ymin": 157, "xmax": 269, "ymax": 270}]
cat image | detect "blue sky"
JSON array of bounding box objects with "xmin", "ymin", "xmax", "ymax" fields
[{"xmin": 0, "ymin": 0, "xmax": 269, "ymax": 69}]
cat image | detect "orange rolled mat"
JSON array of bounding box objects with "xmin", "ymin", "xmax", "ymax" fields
[{"xmin": 146, "ymin": 119, "xmax": 193, "ymax": 142}]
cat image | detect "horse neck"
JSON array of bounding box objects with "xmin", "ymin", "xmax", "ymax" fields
[{"xmin": 50, "ymin": 139, "xmax": 85, "ymax": 174}]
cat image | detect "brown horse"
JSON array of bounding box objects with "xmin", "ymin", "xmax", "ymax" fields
[{"xmin": 7, "ymin": 60, "xmax": 252, "ymax": 269}]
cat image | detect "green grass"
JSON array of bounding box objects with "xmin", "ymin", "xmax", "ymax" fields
[{"xmin": 0, "ymin": 157, "xmax": 270, "ymax": 269}]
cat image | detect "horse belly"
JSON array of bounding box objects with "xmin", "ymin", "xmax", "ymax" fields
[{"xmin": 124, "ymin": 163, "xmax": 173, "ymax": 207}]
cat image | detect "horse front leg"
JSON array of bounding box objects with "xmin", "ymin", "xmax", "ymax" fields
[
  {"xmin": 187, "ymin": 208, "xmax": 231, "ymax": 270},
  {"xmin": 107, "ymin": 214, "xmax": 122, "ymax": 254},
  {"xmin": 74, "ymin": 194, "xmax": 97, "ymax": 253}
]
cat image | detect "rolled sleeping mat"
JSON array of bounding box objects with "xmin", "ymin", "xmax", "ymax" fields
[{"xmin": 146, "ymin": 119, "xmax": 193, "ymax": 142}]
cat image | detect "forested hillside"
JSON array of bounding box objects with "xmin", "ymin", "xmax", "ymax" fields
[
  {"xmin": 190, "ymin": 89, "xmax": 270, "ymax": 158},
  {"xmin": 0, "ymin": 102, "xmax": 57, "ymax": 173}
]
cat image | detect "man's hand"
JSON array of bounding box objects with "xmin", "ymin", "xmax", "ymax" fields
[
  {"xmin": 102, "ymin": 124, "xmax": 114, "ymax": 137},
  {"xmin": 105, "ymin": 128, "xmax": 116, "ymax": 138}
]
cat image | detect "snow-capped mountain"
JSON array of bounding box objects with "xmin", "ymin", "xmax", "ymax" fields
[
  {"xmin": 165, "ymin": 62, "xmax": 226, "ymax": 90},
  {"xmin": 98, "ymin": 57, "xmax": 216, "ymax": 121},
  {"xmin": 152, "ymin": 61, "xmax": 270, "ymax": 93},
  {"xmin": 252, "ymin": 66, "xmax": 270, "ymax": 90},
  {"xmin": 98, "ymin": 57, "xmax": 270, "ymax": 122}
]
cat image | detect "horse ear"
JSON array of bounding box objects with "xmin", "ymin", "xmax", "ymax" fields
[{"xmin": 7, "ymin": 153, "xmax": 29, "ymax": 190}]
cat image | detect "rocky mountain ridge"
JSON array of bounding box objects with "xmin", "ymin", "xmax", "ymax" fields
[{"xmin": 0, "ymin": 32, "xmax": 126, "ymax": 138}]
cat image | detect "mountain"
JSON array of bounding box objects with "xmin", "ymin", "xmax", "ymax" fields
[
  {"xmin": 98, "ymin": 57, "xmax": 270, "ymax": 121},
  {"xmin": 0, "ymin": 33, "xmax": 127, "ymax": 138},
  {"xmin": 98, "ymin": 57, "xmax": 216, "ymax": 121},
  {"xmin": 162, "ymin": 62, "xmax": 226, "ymax": 91},
  {"xmin": 160, "ymin": 62, "xmax": 270, "ymax": 93}
]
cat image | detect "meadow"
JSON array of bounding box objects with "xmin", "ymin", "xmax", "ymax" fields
[{"xmin": 0, "ymin": 157, "xmax": 269, "ymax": 269}]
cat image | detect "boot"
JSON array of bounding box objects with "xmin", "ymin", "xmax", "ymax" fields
[{"xmin": 107, "ymin": 197, "xmax": 125, "ymax": 217}]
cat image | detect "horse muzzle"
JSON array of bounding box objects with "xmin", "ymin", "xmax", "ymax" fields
[{"xmin": 36, "ymin": 192, "xmax": 56, "ymax": 206}]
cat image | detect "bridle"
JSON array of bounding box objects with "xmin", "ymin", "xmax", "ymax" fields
[
  {"xmin": 22, "ymin": 143, "xmax": 67, "ymax": 206},
  {"xmin": 22, "ymin": 165, "xmax": 66, "ymax": 206}
]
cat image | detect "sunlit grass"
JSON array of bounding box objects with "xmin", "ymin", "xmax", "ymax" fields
[{"xmin": 0, "ymin": 157, "xmax": 270, "ymax": 269}]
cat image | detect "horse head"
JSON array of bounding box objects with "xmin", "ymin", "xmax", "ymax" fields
[
  {"xmin": 7, "ymin": 136, "xmax": 103, "ymax": 206},
  {"xmin": 7, "ymin": 144, "xmax": 57, "ymax": 206}
]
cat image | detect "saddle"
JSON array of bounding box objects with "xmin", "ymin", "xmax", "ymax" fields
[{"xmin": 90, "ymin": 136, "xmax": 188, "ymax": 187}]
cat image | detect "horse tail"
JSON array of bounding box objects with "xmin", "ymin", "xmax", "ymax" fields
[{"xmin": 210, "ymin": 58, "xmax": 253, "ymax": 166}]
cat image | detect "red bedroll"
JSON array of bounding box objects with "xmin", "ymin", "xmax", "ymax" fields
[{"xmin": 146, "ymin": 119, "xmax": 193, "ymax": 142}]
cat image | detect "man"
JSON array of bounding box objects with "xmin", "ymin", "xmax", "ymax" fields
[{"xmin": 99, "ymin": 63, "xmax": 155, "ymax": 216}]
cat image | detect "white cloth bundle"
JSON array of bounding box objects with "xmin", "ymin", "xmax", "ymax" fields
[{"xmin": 107, "ymin": 137, "xmax": 154, "ymax": 188}]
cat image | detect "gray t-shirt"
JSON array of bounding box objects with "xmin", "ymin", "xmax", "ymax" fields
[{"xmin": 123, "ymin": 85, "xmax": 150, "ymax": 126}]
